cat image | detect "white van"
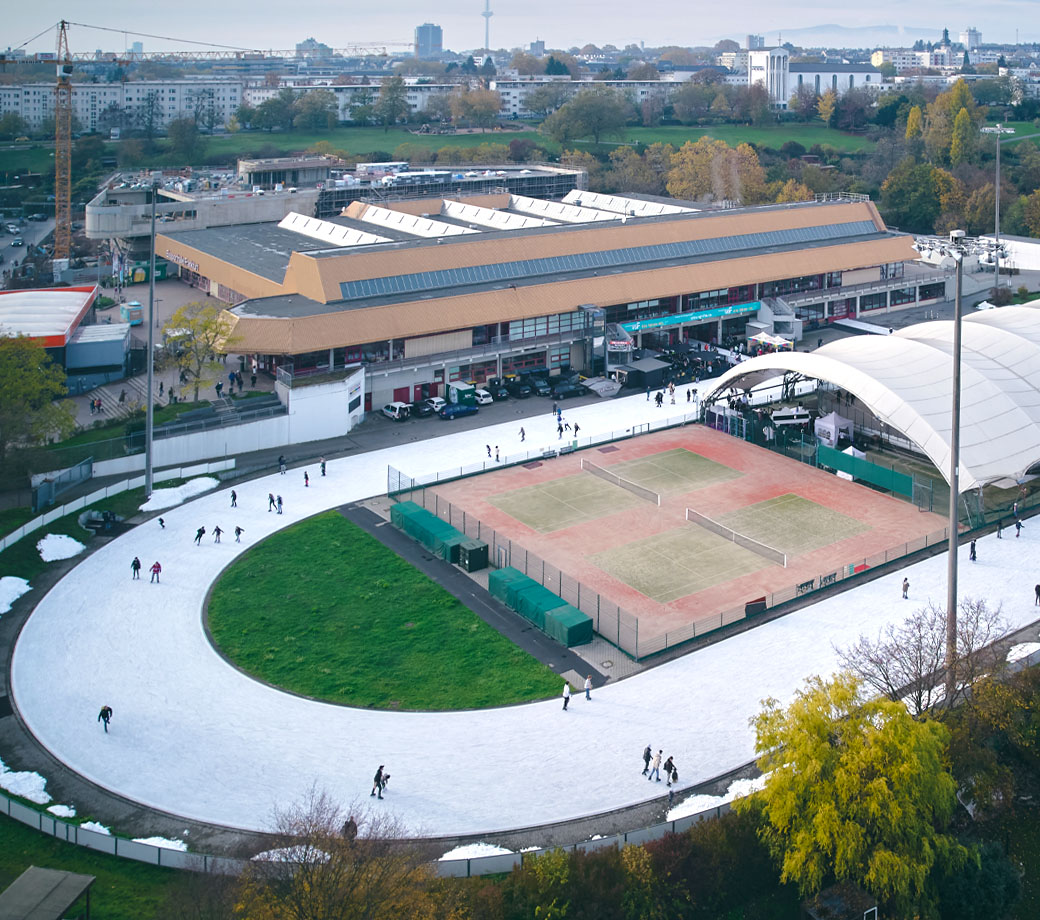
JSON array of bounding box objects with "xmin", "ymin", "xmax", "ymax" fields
[
  {"xmin": 474, "ymin": 388, "xmax": 494, "ymax": 405},
  {"xmin": 381, "ymin": 402, "xmax": 411, "ymax": 421}
]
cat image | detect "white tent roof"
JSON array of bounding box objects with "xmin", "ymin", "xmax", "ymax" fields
[{"xmin": 704, "ymin": 306, "xmax": 1040, "ymax": 492}]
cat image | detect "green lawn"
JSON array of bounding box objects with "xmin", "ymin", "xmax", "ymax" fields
[
  {"xmin": 207, "ymin": 511, "xmax": 562, "ymax": 710},
  {"xmin": 0, "ymin": 813, "xmax": 177, "ymax": 920},
  {"xmin": 576, "ymin": 123, "xmax": 877, "ymax": 153},
  {"xmin": 49, "ymin": 401, "xmax": 210, "ymax": 452}
]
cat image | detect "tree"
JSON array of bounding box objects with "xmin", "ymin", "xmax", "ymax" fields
[
  {"xmin": 949, "ymin": 107, "xmax": 978, "ymax": 166},
  {"xmin": 510, "ymin": 52, "xmax": 544, "ymax": 75},
  {"xmin": 0, "ymin": 335, "xmax": 76, "ymax": 461},
  {"xmin": 346, "ymin": 88, "xmax": 376, "ymax": 126},
  {"xmin": 666, "ymin": 137, "xmax": 766, "ymax": 204},
  {"xmin": 670, "ymin": 81, "xmax": 717, "ymax": 124},
  {"xmin": 836, "ymin": 598, "xmax": 1010, "ymax": 718},
  {"xmin": 450, "ymin": 87, "xmax": 501, "ymax": 130},
  {"xmin": 627, "ymin": 63, "xmax": 660, "ymax": 81},
  {"xmin": 116, "ymin": 138, "xmax": 146, "ymax": 168},
  {"xmin": 540, "ymin": 87, "xmax": 629, "ymax": 145},
  {"xmin": 881, "ymin": 157, "xmax": 945, "ymax": 232},
  {"xmin": 523, "ymin": 82, "xmax": 571, "ymax": 117},
  {"xmin": 136, "ymin": 90, "xmax": 162, "ymax": 146},
  {"xmin": 1024, "ymin": 188, "xmax": 1040, "ymax": 237},
  {"xmin": 293, "ymin": 89, "xmax": 339, "ymax": 131},
  {"xmin": 166, "ymin": 117, "xmax": 207, "ymax": 164},
  {"xmin": 905, "ymin": 104, "xmax": 923, "ymax": 141},
  {"xmin": 739, "ymin": 673, "xmax": 968, "ymax": 917},
  {"xmin": 608, "ymin": 147, "xmax": 666, "ymax": 195},
  {"xmin": 789, "ymin": 85, "xmax": 819, "ymax": 123},
  {"xmin": 163, "ymin": 302, "xmax": 236, "ymax": 402},
  {"xmin": 816, "ymin": 89, "xmax": 837, "ymax": 125},
  {"xmin": 375, "ymin": 76, "xmax": 409, "ymax": 131},
  {"xmin": 255, "ymin": 89, "xmax": 297, "ymax": 132},
  {"xmin": 774, "ymin": 179, "xmax": 814, "ymax": 203},
  {"xmin": 0, "ymin": 112, "xmax": 30, "ymax": 140}
]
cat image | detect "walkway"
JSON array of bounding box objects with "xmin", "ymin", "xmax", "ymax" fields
[{"xmin": 10, "ymin": 392, "xmax": 1040, "ymax": 838}]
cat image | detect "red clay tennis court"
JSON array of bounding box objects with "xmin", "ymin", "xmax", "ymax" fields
[{"xmin": 422, "ymin": 426, "xmax": 948, "ymax": 642}]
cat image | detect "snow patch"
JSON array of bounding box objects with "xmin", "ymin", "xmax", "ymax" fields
[
  {"xmin": 47, "ymin": 804, "xmax": 77, "ymax": 818},
  {"xmin": 36, "ymin": 533, "xmax": 86, "ymax": 562},
  {"xmin": 439, "ymin": 842, "xmax": 514, "ymax": 861},
  {"xmin": 139, "ymin": 477, "xmax": 219, "ymax": 511},
  {"xmin": 0, "ymin": 757, "xmax": 50, "ymax": 805},
  {"xmin": 80, "ymin": 821, "xmax": 111, "ymax": 835},
  {"xmin": 133, "ymin": 835, "xmax": 188, "ymax": 851},
  {"xmin": 0, "ymin": 576, "xmax": 31, "ymax": 615},
  {"xmin": 667, "ymin": 774, "xmax": 770, "ymax": 822},
  {"xmin": 253, "ymin": 845, "xmax": 328, "ymax": 863},
  {"xmin": 1007, "ymin": 642, "xmax": 1040, "ymax": 663}
]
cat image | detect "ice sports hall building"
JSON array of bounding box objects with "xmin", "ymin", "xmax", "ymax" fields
[{"xmin": 156, "ymin": 191, "xmax": 950, "ymax": 410}]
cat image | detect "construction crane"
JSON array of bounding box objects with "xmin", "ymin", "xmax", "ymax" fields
[{"xmin": 6, "ymin": 21, "xmax": 412, "ymax": 260}]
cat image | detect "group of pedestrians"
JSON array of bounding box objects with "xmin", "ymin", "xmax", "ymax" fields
[
  {"xmin": 641, "ymin": 745, "xmax": 679, "ymax": 787},
  {"xmin": 561, "ymin": 676, "xmax": 594, "ymax": 710},
  {"xmin": 130, "ymin": 556, "xmax": 162, "ymax": 583}
]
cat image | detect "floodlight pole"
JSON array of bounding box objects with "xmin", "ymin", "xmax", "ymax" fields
[
  {"xmin": 145, "ymin": 182, "xmax": 157, "ymax": 497},
  {"xmin": 945, "ymin": 233, "xmax": 965, "ymax": 705}
]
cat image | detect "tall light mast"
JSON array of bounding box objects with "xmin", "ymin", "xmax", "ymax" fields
[{"xmin": 54, "ymin": 20, "xmax": 73, "ymax": 260}]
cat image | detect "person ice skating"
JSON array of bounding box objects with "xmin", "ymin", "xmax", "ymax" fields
[
  {"xmin": 230, "ymin": 490, "xmax": 237, "ymax": 508},
  {"xmin": 1035, "ymin": 584, "xmax": 1040, "ymax": 606},
  {"xmin": 371, "ymin": 765, "xmax": 385, "ymax": 799},
  {"xmin": 304, "ymin": 471, "xmax": 309, "ymax": 487},
  {"xmin": 235, "ymin": 525, "xmax": 244, "ymax": 543},
  {"xmin": 997, "ymin": 520, "xmax": 1004, "ymax": 539},
  {"xmin": 381, "ymin": 771, "xmax": 390, "ymax": 792},
  {"xmin": 564, "ymin": 421, "xmax": 571, "ymax": 432},
  {"xmin": 278, "ymin": 455, "xmax": 286, "ymax": 474},
  {"xmin": 213, "ymin": 525, "xmax": 223, "ymax": 543},
  {"xmin": 268, "ymin": 493, "xmax": 276, "ymax": 512},
  {"xmin": 642, "ymin": 745, "xmax": 652, "ymax": 775},
  {"xmin": 519, "ymin": 427, "xmax": 525, "ymax": 442},
  {"xmin": 663, "ymin": 756, "xmax": 674, "ymax": 786},
  {"xmin": 671, "ymin": 766, "xmax": 678, "ymax": 786},
  {"xmin": 969, "ymin": 539, "xmax": 977, "ymax": 561},
  {"xmin": 1016, "ymin": 519, "xmax": 1023, "ymax": 538},
  {"xmin": 648, "ymin": 750, "xmax": 662, "ymax": 782},
  {"xmin": 573, "ymin": 423, "xmax": 580, "ymax": 437},
  {"xmin": 98, "ymin": 705, "xmax": 113, "ymax": 733},
  {"xmin": 562, "ymin": 682, "xmax": 571, "ymax": 710},
  {"xmin": 686, "ymin": 389, "xmax": 691, "ymax": 403},
  {"xmin": 157, "ymin": 517, "xmax": 165, "ymax": 529},
  {"xmin": 131, "ymin": 556, "xmax": 141, "ymax": 579},
  {"xmin": 276, "ymin": 495, "xmax": 283, "ymax": 514},
  {"xmin": 494, "ymin": 446, "xmax": 500, "ymax": 462},
  {"xmin": 584, "ymin": 675, "xmax": 592, "ymax": 700},
  {"xmin": 342, "ymin": 815, "xmax": 358, "ymax": 844},
  {"xmin": 320, "ymin": 457, "xmax": 326, "ymax": 476},
  {"xmin": 487, "ymin": 444, "xmax": 492, "ymax": 458},
  {"xmin": 150, "ymin": 560, "xmax": 161, "ymax": 582},
  {"xmin": 646, "ymin": 386, "xmax": 650, "ymax": 401},
  {"xmin": 902, "ymin": 577, "xmax": 909, "ymax": 599},
  {"xmin": 194, "ymin": 526, "xmax": 206, "ymax": 545},
  {"xmin": 557, "ymin": 422, "xmax": 563, "ymax": 439}
]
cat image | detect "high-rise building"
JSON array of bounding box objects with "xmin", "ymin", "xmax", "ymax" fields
[
  {"xmin": 415, "ymin": 23, "xmax": 443, "ymax": 59},
  {"xmin": 530, "ymin": 40, "xmax": 546, "ymax": 57},
  {"xmin": 959, "ymin": 27, "xmax": 981, "ymax": 51},
  {"xmin": 747, "ymin": 34, "xmax": 765, "ymax": 50},
  {"xmin": 130, "ymin": 41, "xmax": 143, "ymax": 56}
]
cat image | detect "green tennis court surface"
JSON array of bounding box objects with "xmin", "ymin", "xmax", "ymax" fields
[
  {"xmin": 608, "ymin": 448, "xmax": 743, "ymax": 494},
  {"xmin": 591, "ymin": 527, "xmax": 770, "ymax": 603},
  {"xmin": 719, "ymin": 493, "xmax": 868, "ymax": 557},
  {"xmin": 489, "ymin": 473, "xmax": 645, "ymax": 533}
]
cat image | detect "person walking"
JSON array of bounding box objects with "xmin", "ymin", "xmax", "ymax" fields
[
  {"xmin": 562, "ymin": 681, "xmax": 571, "ymax": 710},
  {"xmin": 584, "ymin": 675, "xmax": 592, "ymax": 700},
  {"xmin": 1016, "ymin": 519, "xmax": 1024, "ymax": 538},
  {"xmin": 902, "ymin": 577, "xmax": 909, "ymax": 599},
  {"xmin": 648, "ymin": 750, "xmax": 662, "ymax": 782},
  {"xmin": 230, "ymin": 490, "xmax": 237, "ymax": 508},
  {"xmin": 213, "ymin": 525, "xmax": 223, "ymax": 544},
  {"xmin": 98, "ymin": 705, "xmax": 113, "ymax": 733},
  {"xmin": 215, "ymin": 381, "xmax": 223, "ymax": 398},
  {"xmin": 342, "ymin": 815, "xmax": 358, "ymax": 844},
  {"xmin": 642, "ymin": 744, "xmax": 652, "ymax": 775},
  {"xmin": 304, "ymin": 471, "xmax": 309, "ymax": 487},
  {"xmin": 159, "ymin": 381, "xmax": 164, "ymax": 397},
  {"xmin": 969, "ymin": 539, "xmax": 977, "ymax": 561},
  {"xmin": 276, "ymin": 495, "xmax": 283, "ymax": 515},
  {"xmin": 235, "ymin": 525, "xmax": 244, "ymax": 543},
  {"xmin": 663, "ymin": 756, "xmax": 674, "ymax": 786},
  {"xmin": 278, "ymin": 455, "xmax": 286, "ymax": 474},
  {"xmin": 371, "ymin": 765, "xmax": 385, "ymax": 799},
  {"xmin": 268, "ymin": 493, "xmax": 276, "ymax": 512},
  {"xmin": 552, "ymin": 401, "xmax": 558, "ymax": 416},
  {"xmin": 519, "ymin": 427, "xmax": 525, "ymax": 442},
  {"xmin": 250, "ymin": 371, "xmax": 257, "ymax": 388},
  {"xmin": 194, "ymin": 526, "xmax": 206, "ymax": 546},
  {"xmin": 149, "ymin": 561, "xmax": 161, "ymax": 583},
  {"xmin": 131, "ymin": 556, "xmax": 141, "ymax": 579},
  {"xmin": 320, "ymin": 457, "xmax": 326, "ymax": 476}
]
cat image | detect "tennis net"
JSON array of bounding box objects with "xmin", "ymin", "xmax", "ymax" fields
[
  {"xmin": 581, "ymin": 457, "xmax": 661, "ymax": 506},
  {"xmin": 685, "ymin": 508, "xmax": 787, "ymax": 567}
]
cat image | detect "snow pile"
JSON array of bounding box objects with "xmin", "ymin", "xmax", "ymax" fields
[
  {"xmin": 0, "ymin": 576, "xmax": 31, "ymax": 615},
  {"xmin": 439, "ymin": 842, "xmax": 514, "ymax": 861},
  {"xmin": 253, "ymin": 846, "xmax": 329, "ymax": 863},
  {"xmin": 667, "ymin": 774, "xmax": 770, "ymax": 822},
  {"xmin": 0, "ymin": 757, "xmax": 50, "ymax": 805},
  {"xmin": 36, "ymin": 534, "xmax": 86, "ymax": 562},
  {"xmin": 47, "ymin": 804, "xmax": 77, "ymax": 818},
  {"xmin": 133, "ymin": 835, "xmax": 188, "ymax": 851},
  {"xmin": 80, "ymin": 821, "xmax": 111, "ymax": 835},
  {"xmin": 1007, "ymin": 642, "xmax": 1040, "ymax": 663},
  {"xmin": 139, "ymin": 477, "xmax": 219, "ymax": 511}
]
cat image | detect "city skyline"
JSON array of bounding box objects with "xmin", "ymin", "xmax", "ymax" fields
[{"xmin": 2, "ymin": 1, "xmax": 1035, "ymax": 56}]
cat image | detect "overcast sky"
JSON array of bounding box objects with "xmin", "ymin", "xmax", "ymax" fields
[{"xmin": 3, "ymin": 2, "xmax": 1034, "ymax": 55}]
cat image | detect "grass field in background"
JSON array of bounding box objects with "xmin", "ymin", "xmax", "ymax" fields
[{"xmin": 207, "ymin": 510, "xmax": 562, "ymax": 710}]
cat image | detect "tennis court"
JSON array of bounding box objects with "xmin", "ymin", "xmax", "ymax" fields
[
  {"xmin": 718, "ymin": 493, "xmax": 869, "ymax": 557},
  {"xmin": 490, "ymin": 473, "xmax": 646, "ymax": 533},
  {"xmin": 606, "ymin": 447, "xmax": 742, "ymax": 494}
]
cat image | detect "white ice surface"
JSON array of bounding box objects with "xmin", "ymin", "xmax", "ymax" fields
[
  {"xmin": 80, "ymin": 821, "xmax": 111, "ymax": 835},
  {"xmin": 0, "ymin": 756, "xmax": 50, "ymax": 804},
  {"xmin": 36, "ymin": 533, "xmax": 85, "ymax": 562},
  {"xmin": 138, "ymin": 477, "xmax": 218, "ymax": 511},
  {"xmin": 253, "ymin": 846, "xmax": 328, "ymax": 862},
  {"xmin": 47, "ymin": 804, "xmax": 77, "ymax": 818},
  {"xmin": 667, "ymin": 774, "xmax": 769, "ymax": 821},
  {"xmin": 0, "ymin": 576, "xmax": 31, "ymax": 614},
  {"xmin": 133, "ymin": 835, "xmax": 188, "ymax": 851},
  {"xmin": 1007, "ymin": 641, "xmax": 1040, "ymax": 663},
  {"xmin": 9, "ymin": 393, "xmax": 1040, "ymax": 837},
  {"xmin": 440, "ymin": 842, "xmax": 513, "ymax": 860}
]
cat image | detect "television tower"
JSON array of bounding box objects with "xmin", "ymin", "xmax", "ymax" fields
[{"xmin": 482, "ymin": 0, "xmax": 493, "ymax": 53}]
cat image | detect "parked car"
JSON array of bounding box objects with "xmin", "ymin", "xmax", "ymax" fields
[
  {"xmin": 438, "ymin": 403, "xmax": 479, "ymax": 420},
  {"xmin": 505, "ymin": 378, "xmax": 532, "ymax": 398},
  {"xmin": 29, "ymin": 213, "xmax": 47, "ymax": 221},
  {"xmin": 381, "ymin": 401, "xmax": 411, "ymax": 421},
  {"xmin": 410, "ymin": 400, "xmax": 435, "ymax": 417},
  {"xmin": 484, "ymin": 378, "xmax": 510, "ymax": 400},
  {"xmin": 424, "ymin": 396, "xmax": 446, "ymax": 413},
  {"xmin": 524, "ymin": 375, "xmax": 553, "ymax": 396},
  {"xmin": 474, "ymin": 388, "xmax": 494, "ymax": 405},
  {"xmin": 551, "ymin": 382, "xmax": 586, "ymax": 400}
]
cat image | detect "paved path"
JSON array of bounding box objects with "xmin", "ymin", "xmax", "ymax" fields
[{"xmin": 10, "ymin": 391, "xmax": 1040, "ymax": 837}]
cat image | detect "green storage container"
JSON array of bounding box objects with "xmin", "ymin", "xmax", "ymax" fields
[
  {"xmin": 440, "ymin": 532, "xmax": 469, "ymax": 563},
  {"xmin": 544, "ymin": 604, "xmax": 594, "ymax": 647},
  {"xmin": 488, "ymin": 567, "xmax": 529, "ymax": 604},
  {"xmin": 458, "ymin": 539, "xmax": 488, "ymax": 572},
  {"xmin": 390, "ymin": 501, "xmax": 425, "ymax": 529}
]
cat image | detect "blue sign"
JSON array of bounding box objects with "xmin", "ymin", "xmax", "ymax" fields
[{"xmin": 620, "ymin": 301, "xmax": 761, "ymax": 333}]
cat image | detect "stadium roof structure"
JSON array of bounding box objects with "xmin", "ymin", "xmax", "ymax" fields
[
  {"xmin": 0, "ymin": 286, "xmax": 99, "ymax": 348},
  {"xmin": 703, "ymin": 306, "xmax": 1040, "ymax": 492}
]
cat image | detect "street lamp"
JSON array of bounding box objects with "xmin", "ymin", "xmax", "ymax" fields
[
  {"xmin": 946, "ymin": 229, "xmax": 965, "ymax": 705},
  {"xmin": 145, "ymin": 182, "xmax": 157, "ymax": 497}
]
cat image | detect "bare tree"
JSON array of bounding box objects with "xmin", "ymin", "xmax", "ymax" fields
[
  {"xmin": 836, "ymin": 597, "xmax": 1011, "ymax": 717},
  {"xmin": 236, "ymin": 787, "xmax": 441, "ymax": 920}
]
